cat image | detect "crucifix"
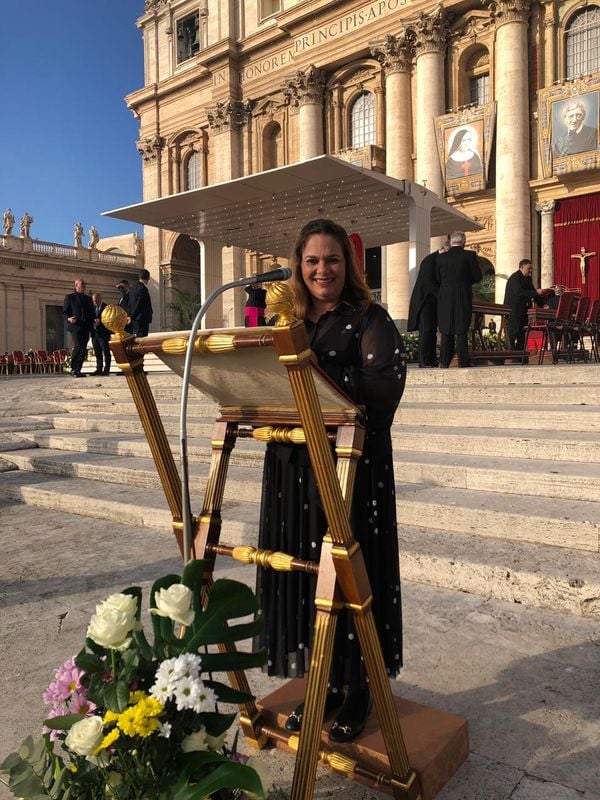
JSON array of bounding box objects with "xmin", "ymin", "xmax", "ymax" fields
[{"xmin": 571, "ymin": 246, "xmax": 597, "ymax": 284}]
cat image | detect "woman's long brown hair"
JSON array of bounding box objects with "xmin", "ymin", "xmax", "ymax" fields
[{"xmin": 290, "ymin": 218, "xmax": 372, "ymax": 320}]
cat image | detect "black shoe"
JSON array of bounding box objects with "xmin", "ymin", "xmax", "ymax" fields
[
  {"xmin": 69, "ymin": 370, "xmax": 77, "ymax": 377},
  {"xmin": 285, "ymin": 690, "xmax": 344, "ymax": 732},
  {"xmin": 102, "ymin": 370, "xmax": 110, "ymax": 376},
  {"xmin": 90, "ymin": 371, "xmax": 102, "ymax": 376},
  {"xmin": 328, "ymin": 687, "xmax": 373, "ymax": 744}
]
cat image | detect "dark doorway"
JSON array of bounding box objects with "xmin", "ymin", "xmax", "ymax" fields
[
  {"xmin": 365, "ymin": 246, "xmax": 382, "ymax": 300},
  {"xmin": 45, "ymin": 306, "xmax": 65, "ymax": 352}
]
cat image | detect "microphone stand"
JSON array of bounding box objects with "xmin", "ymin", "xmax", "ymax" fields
[{"xmin": 179, "ymin": 269, "xmax": 290, "ymax": 564}]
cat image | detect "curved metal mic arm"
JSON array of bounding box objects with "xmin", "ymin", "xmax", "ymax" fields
[{"xmin": 179, "ymin": 269, "xmax": 291, "ymax": 564}]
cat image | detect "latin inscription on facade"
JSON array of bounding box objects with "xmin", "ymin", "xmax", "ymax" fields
[{"xmin": 234, "ymin": 0, "xmax": 411, "ymax": 83}]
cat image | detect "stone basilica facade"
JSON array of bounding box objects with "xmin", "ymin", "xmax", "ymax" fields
[{"xmin": 128, "ymin": 0, "xmax": 600, "ymax": 327}]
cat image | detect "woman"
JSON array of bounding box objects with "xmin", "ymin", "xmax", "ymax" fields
[
  {"xmin": 445, "ymin": 127, "xmax": 483, "ymax": 180},
  {"xmin": 255, "ymin": 218, "xmax": 406, "ymax": 743}
]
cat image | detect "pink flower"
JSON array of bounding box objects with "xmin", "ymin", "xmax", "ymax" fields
[
  {"xmin": 68, "ymin": 694, "xmax": 97, "ymax": 715},
  {"xmin": 54, "ymin": 659, "xmax": 84, "ymax": 697}
]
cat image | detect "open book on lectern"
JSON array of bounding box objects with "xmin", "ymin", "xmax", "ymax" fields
[{"xmin": 142, "ymin": 325, "xmax": 363, "ymax": 426}]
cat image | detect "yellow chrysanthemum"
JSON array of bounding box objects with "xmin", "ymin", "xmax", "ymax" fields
[
  {"xmin": 128, "ymin": 690, "xmax": 146, "ymax": 705},
  {"xmin": 133, "ymin": 716, "xmax": 160, "ymax": 738},
  {"xmin": 93, "ymin": 728, "xmax": 121, "ymax": 754},
  {"xmin": 103, "ymin": 710, "xmax": 120, "ymax": 726},
  {"xmin": 116, "ymin": 707, "xmax": 139, "ymax": 737},
  {"xmin": 137, "ymin": 696, "xmax": 163, "ymax": 718}
]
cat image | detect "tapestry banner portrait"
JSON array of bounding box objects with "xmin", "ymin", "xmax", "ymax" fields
[
  {"xmin": 538, "ymin": 77, "xmax": 600, "ymax": 178},
  {"xmin": 435, "ymin": 103, "xmax": 496, "ymax": 196}
]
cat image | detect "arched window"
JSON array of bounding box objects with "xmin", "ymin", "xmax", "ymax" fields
[
  {"xmin": 466, "ymin": 48, "xmax": 490, "ymax": 106},
  {"xmin": 350, "ymin": 92, "xmax": 376, "ymax": 148},
  {"xmin": 262, "ymin": 121, "xmax": 282, "ymax": 170},
  {"xmin": 565, "ymin": 6, "xmax": 600, "ymax": 78},
  {"xmin": 184, "ymin": 151, "xmax": 201, "ymax": 191}
]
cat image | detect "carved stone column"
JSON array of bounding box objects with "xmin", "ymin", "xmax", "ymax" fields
[
  {"xmin": 487, "ymin": 0, "xmax": 531, "ymax": 301},
  {"xmin": 411, "ymin": 7, "xmax": 449, "ymax": 198},
  {"xmin": 136, "ymin": 134, "xmax": 164, "ymax": 201},
  {"xmin": 207, "ymin": 99, "xmax": 253, "ymax": 326},
  {"xmin": 283, "ymin": 65, "xmax": 326, "ymax": 160},
  {"xmin": 371, "ymin": 31, "xmax": 415, "ymax": 322},
  {"xmin": 541, "ymin": 0, "xmax": 556, "ymax": 86},
  {"xmin": 536, "ymin": 200, "xmax": 556, "ymax": 288}
]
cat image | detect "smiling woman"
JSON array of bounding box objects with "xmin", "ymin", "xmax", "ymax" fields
[{"xmin": 254, "ymin": 217, "xmax": 407, "ymax": 744}]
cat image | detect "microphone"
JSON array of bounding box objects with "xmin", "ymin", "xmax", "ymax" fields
[{"xmin": 242, "ymin": 266, "xmax": 292, "ymax": 285}]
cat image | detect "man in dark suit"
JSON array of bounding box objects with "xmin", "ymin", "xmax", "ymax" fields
[
  {"xmin": 128, "ymin": 269, "xmax": 153, "ymax": 337},
  {"xmin": 503, "ymin": 259, "xmax": 545, "ymax": 350},
  {"xmin": 407, "ymin": 240, "xmax": 449, "ymax": 367},
  {"xmin": 436, "ymin": 231, "xmax": 482, "ymax": 368},
  {"xmin": 91, "ymin": 291, "xmax": 111, "ymax": 375},
  {"xmin": 116, "ymin": 279, "xmax": 134, "ymax": 334},
  {"xmin": 63, "ymin": 278, "xmax": 95, "ymax": 377}
]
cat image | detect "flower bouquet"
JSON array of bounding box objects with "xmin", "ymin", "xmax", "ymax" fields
[{"xmin": 2, "ymin": 560, "xmax": 270, "ymax": 800}]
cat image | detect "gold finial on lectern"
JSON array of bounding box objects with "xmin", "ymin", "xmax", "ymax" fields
[
  {"xmin": 101, "ymin": 304, "xmax": 130, "ymax": 340},
  {"xmin": 266, "ymin": 281, "xmax": 296, "ymax": 327}
]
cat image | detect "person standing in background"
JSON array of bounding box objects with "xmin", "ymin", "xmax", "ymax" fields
[
  {"xmin": 91, "ymin": 292, "xmax": 111, "ymax": 375},
  {"xmin": 407, "ymin": 240, "xmax": 450, "ymax": 367},
  {"xmin": 128, "ymin": 269, "xmax": 153, "ymax": 337},
  {"xmin": 436, "ymin": 231, "xmax": 482, "ymax": 368},
  {"xmin": 63, "ymin": 278, "xmax": 95, "ymax": 377},
  {"xmin": 503, "ymin": 259, "xmax": 545, "ymax": 350}
]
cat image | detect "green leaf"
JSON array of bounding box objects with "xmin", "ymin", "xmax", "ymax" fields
[
  {"xmin": 199, "ymin": 649, "xmax": 267, "ymax": 673},
  {"xmin": 104, "ymin": 679, "xmax": 130, "ymax": 711},
  {"xmin": 175, "ymin": 760, "xmax": 265, "ymax": 800},
  {"xmin": 185, "ymin": 579, "xmax": 259, "ymax": 653},
  {"xmin": 198, "ymin": 618, "xmax": 263, "ymax": 646},
  {"xmin": 42, "ymin": 713, "xmax": 85, "ymax": 731},
  {"xmin": 74, "ymin": 652, "xmax": 105, "ymax": 674},
  {"xmin": 203, "ymin": 679, "xmax": 254, "ymax": 705},
  {"xmin": 196, "ymin": 711, "xmax": 237, "ymax": 737}
]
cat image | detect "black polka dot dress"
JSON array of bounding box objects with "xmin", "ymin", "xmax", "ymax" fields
[{"xmin": 255, "ymin": 301, "xmax": 407, "ymax": 687}]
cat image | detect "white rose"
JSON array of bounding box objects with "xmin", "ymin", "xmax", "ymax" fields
[
  {"xmin": 65, "ymin": 716, "xmax": 104, "ymax": 756},
  {"xmin": 87, "ymin": 607, "xmax": 134, "ymax": 650},
  {"xmin": 97, "ymin": 593, "xmax": 137, "ymax": 618},
  {"xmin": 246, "ymin": 756, "xmax": 273, "ymax": 799},
  {"xmin": 181, "ymin": 727, "xmax": 209, "ymax": 753},
  {"xmin": 151, "ymin": 584, "xmax": 195, "ymax": 626}
]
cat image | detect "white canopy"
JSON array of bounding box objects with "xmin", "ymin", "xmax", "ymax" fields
[{"xmin": 104, "ymin": 155, "xmax": 481, "ymax": 256}]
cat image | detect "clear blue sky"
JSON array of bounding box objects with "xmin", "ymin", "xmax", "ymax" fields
[{"xmin": 0, "ymin": 2, "xmax": 144, "ymax": 245}]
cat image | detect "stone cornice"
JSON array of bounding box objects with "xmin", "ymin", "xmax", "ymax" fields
[
  {"xmin": 409, "ymin": 4, "xmax": 450, "ymax": 56},
  {"xmin": 206, "ymin": 98, "xmax": 254, "ymax": 130},
  {"xmin": 370, "ymin": 31, "xmax": 416, "ymax": 75},
  {"xmin": 282, "ymin": 64, "xmax": 326, "ymax": 107},
  {"xmin": 485, "ymin": 0, "xmax": 531, "ymax": 27},
  {"xmin": 144, "ymin": 0, "xmax": 167, "ymax": 13}
]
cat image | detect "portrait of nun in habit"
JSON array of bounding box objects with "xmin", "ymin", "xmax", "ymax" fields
[{"xmin": 445, "ymin": 125, "xmax": 483, "ymax": 180}]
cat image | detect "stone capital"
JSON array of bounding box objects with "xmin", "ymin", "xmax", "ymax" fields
[
  {"xmin": 409, "ymin": 4, "xmax": 449, "ymax": 56},
  {"xmin": 485, "ymin": 0, "xmax": 531, "ymax": 28},
  {"xmin": 370, "ymin": 31, "xmax": 416, "ymax": 75},
  {"xmin": 136, "ymin": 135, "xmax": 164, "ymax": 162},
  {"xmin": 535, "ymin": 199, "xmax": 556, "ymax": 215},
  {"xmin": 206, "ymin": 99, "xmax": 253, "ymax": 131},
  {"xmin": 282, "ymin": 64, "xmax": 326, "ymax": 107},
  {"xmin": 144, "ymin": 0, "xmax": 167, "ymax": 12}
]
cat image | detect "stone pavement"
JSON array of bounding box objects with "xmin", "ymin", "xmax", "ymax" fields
[{"xmin": 1, "ymin": 498, "xmax": 599, "ymax": 800}]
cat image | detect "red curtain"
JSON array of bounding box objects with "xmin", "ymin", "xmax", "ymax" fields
[
  {"xmin": 349, "ymin": 233, "xmax": 365, "ymax": 273},
  {"xmin": 553, "ymin": 193, "xmax": 600, "ymax": 301}
]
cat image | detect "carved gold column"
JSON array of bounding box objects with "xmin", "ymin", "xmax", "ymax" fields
[
  {"xmin": 486, "ymin": 0, "xmax": 531, "ymax": 302},
  {"xmin": 283, "ymin": 65, "xmax": 326, "ymax": 159},
  {"xmin": 536, "ymin": 199, "xmax": 556, "ymax": 288},
  {"xmin": 371, "ymin": 31, "xmax": 415, "ymax": 322}
]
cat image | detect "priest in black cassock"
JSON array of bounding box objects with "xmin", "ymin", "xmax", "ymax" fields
[
  {"xmin": 407, "ymin": 241, "xmax": 449, "ymax": 367},
  {"xmin": 503, "ymin": 259, "xmax": 545, "ymax": 350},
  {"xmin": 436, "ymin": 232, "xmax": 482, "ymax": 368}
]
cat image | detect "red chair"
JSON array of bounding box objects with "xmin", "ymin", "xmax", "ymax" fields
[
  {"xmin": 35, "ymin": 349, "xmax": 55, "ymax": 374},
  {"xmin": 568, "ymin": 296, "xmax": 591, "ymax": 362},
  {"xmin": 12, "ymin": 350, "xmax": 32, "ymax": 374},
  {"xmin": 524, "ymin": 291, "xmax": 578, "ymax": 365},
  {"xmin": 580, "ymin": 298, "xmax": 600, "ymax": 363}
]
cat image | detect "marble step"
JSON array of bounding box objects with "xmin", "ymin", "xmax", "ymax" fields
[
  {"xmin": 397, "ymin": 402, "xmax": 600, "ymax": 432},
  {"xmin": 402, "ymin": 383, "xmax": 600, "ymax": 405},
  {"xmin": 9, "ymin": 434, "xmax": 600, "ymax": 503},
  {"xmin": 1, "ymin": 470, "xmax": 598, "ymax": 619},
  {"xmin": 2, "ymin": 452, "xmax": 598, "ymax": 553},
  {"xmin": 404, "ymin": 363, "xmax": 599, "ymax": 385},
  {"xmin": 24, "ymin": 414, "xmax": 600, "ymax": 465},
  {"xmin": 0, "ymin": 447, "xmax": 262, "ymax": 500}
]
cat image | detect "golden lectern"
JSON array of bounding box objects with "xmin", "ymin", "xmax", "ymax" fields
[{"xmin": 104, "ymin": 297, "xmax": 468, "ymax": 800}]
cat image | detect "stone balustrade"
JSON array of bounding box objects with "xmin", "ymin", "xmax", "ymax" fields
[{"xmin": 0, "ymin": 234, "xmax": 140, "ymax": 266}]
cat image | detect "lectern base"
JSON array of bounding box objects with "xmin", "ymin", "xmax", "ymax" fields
[{"xmin": 257, "ymin": 678, "xmax": 469, "ymax": 799}]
